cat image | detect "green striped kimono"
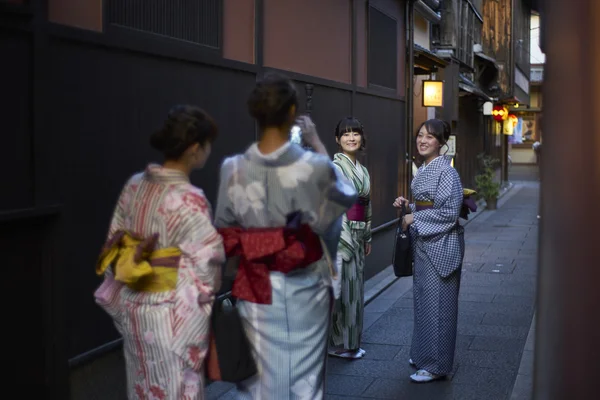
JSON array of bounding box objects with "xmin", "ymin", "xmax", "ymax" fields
[{"xmin": 330, "ymin": 153, "xmax": 372, "ymax": 350}]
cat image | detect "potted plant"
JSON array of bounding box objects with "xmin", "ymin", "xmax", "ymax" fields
[{"xmin": 474, "ymin": 153, "xmax": 501, "ymax": 210}]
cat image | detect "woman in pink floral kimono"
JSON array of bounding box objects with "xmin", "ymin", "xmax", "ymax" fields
[{"xmin": 94, "ymin": 105, "xmax": 225, "ymax": 399}]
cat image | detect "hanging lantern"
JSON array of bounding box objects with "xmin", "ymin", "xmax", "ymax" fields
[
  {"xmin": 508, "ymin": 114, "xmax": 518, "ymax": 127},
  {"xmin": 492, "ymin": 105, "xmax": 508, "ymax": 122}
]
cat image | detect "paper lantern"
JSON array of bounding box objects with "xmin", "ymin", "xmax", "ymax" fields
[
  {"xmin": 422, "ymin": 80, "xmax": 444, "ymax": 107},
  {"xmin": 492, "ymin": 105, "xmax": 508, "ymax": 122}
]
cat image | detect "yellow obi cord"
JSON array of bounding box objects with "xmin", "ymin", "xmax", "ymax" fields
[
  {"xmin": 464, "ymin": 188, "xmax": 477, "ymax": 197},
  {"xmin": 96, "ymin": 230, "xmax": 182, "ymax": 292},
  {"xmin": 415, "ymin": 200, "xmax": 434, "ymax": 207}
]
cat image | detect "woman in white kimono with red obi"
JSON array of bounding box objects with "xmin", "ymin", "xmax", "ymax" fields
[
  {"xmin": 394, "ymin": 119, "xmax": 465, "ymax": 383},
  {"xmin": 213, "ymin": 73, "xmax": 357, "ymax": 399},
  {"xmin": 94, "ymin": 105, "xmax": 225, "ymax": 399}
]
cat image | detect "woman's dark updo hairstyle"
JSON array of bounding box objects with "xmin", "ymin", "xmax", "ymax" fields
[
  {"xmin": 335, "ymin": 116, "xmax": 367, "ymax": 150},
  {"xmin": 150, "ymin": 105, "xmax": 218, "ymax": 160},
  {"xmin": 416, "ymin": 118, "xmax": 451, "ymax": 146},
  {"xmin": 247, "ymin": 72, "xmax": 298, "ymax": 129}
]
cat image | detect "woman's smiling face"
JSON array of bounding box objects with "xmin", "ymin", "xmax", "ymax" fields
[
  {"xmin": 416, "ymin": 125, "xmax": 441, "ymax": 159},
  {"xmin": 337, "ymin": 130, "xmax": 362, "ymax": 155}
]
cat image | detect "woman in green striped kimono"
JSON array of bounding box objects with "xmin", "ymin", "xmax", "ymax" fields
[{"xmin": 329, "ymin": 117, "xmax": 372, "ymax": 359}]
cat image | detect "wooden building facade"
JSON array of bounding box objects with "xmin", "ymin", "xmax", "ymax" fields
[{"xmin": 0, "ymin": 0, "xmax": 411, "ymax": 397}]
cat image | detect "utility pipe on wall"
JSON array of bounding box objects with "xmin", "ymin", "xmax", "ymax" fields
[
  {"xmin": 406, "ymin": 0, "xmax": 415, "ymax": 195},
  {"xmin": 415, "ymin": 0, "xmax": 441, "ymax": 23}
]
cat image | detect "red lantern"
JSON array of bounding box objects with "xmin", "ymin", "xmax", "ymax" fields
[{"xmin": 492, "ymin": 105, "xmax": 508, "ymax": 121}]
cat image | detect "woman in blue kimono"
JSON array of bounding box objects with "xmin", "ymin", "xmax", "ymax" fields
[
  {"xmin": 214, "ymin": 72, "xmax": 357, "ymax": 399},
  {"xmin": 393, "ymin": 119, "xmax": 465, "ymax": 383}
]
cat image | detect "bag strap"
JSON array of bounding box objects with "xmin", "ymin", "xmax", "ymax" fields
[{"xmin": 397, "ymin": 203, "xmax": 408, "ymax": 232}]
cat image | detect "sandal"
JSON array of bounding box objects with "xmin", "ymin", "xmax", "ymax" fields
[
  {"xmin": 410, "ymin": 369, "xmax": 445, "ymax": 383},
  {"xmin": 328, "ymin": 348, "xmax": 365, "ymax": 359}
]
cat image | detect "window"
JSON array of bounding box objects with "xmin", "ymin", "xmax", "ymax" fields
[
  {"xmin": 106, "ymin": 0, "xmax": 221, "ymax": 49},
  {"xmin": 368, "ymin": 6, "xmax": 397, "ymax": 89}
]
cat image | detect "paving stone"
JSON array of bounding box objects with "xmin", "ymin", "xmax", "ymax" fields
[
  {"xmin": 358, "ymin": 343, "xmax": 404, "ymax": 361},
  {"xmin": 362, "ymin": 315, "xmax": 414, "ymax": 345},
  {"xmin": 385, "ymin": 307, "xmax": 414, "ymax": 321},
  {"xmin": 456, "ymin": 335, "xmax": 475, "ymax": 350},
  {"xmin": 391, "ymin": 345, "xmax": 413, "ymax": 362},
  {"xmin": 365, "ymin": 296, "xmax": 398, "ymax": 313},
  {"xmin": 469, "ymin": 336, "xmax": 524, "ymax": 352},
  {"xmin": 492, "ymin": 294, "xmax": 536, "ymax": 307},
  {"xmin": 491, "ymin": 241, "xmax": 527, "ymax": 249},
  {"xmin": 391, "ymin": 298, "xmax": 414, "ymax": 309},
  {"xmin": 459, "ymin": 284, "xmax": 500, "ymax": 295},
  {"xmin": 477, "ymin": 262, "xmax": 517, "ymax": 275},
  {"xmin": 462, "ymin": 262, "xmax": 485, "ymax": 272},
  {"xmin": 326, "ymin": 358, "xmax": 414, "ymax": 380},
  {"xmin": 457, "ymin": 312, "xmax": 486, "ymax": 326},
  {"xmin": 452, "ymin": 365, "xmax": 516, "ymax": 394},
  {"xmin": 458, "ymin": 292, "xmax": 496, "ymax": 303},
  {"xmin": 363, "ymin": 312, "xmax": 384, "ymax": 331},
  {"xmin": 456, "ymin": 349, "xmax": 522, "ymax": 370},
  {"xmin": 482, "ymin": 311, "xmax": 534, "ymax": 327},
  {"xmin": 361, "ymin": 377, "xmax": 454, "ymax": 399},
  {"xmin": 458, "ymin": 324, "xmax": 528, "ymax": 339},
  {"xmin": 325, "ymin": 374, "xmax": 375, "ymax": 396},
  {"xmin": 445, "ymin": 384, "xmax": 509, "ymax": 400}
]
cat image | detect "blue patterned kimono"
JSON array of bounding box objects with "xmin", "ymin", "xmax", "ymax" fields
[
  {"xmin": 214, "ymin": 142, "xmax": 357, "ymax": 399},
  {"xmin": 409, "ymin": 155, "xmax": 465, "ymax": 376}
]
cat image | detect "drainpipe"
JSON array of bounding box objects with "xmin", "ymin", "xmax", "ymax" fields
[
  {"xmin": 406, "ymin": 0, "xmax": 415, "ymax": 195},
  {"xmin": 415, "ymin": 0, "xmax": 441, "ymax": 23},
  {"xmin": 421, "ymin": 0, "xmax": 440, "ymax": 10},
  {"xmin": 502, "ymin": 0, "xmax": 516, "ymax": 185}
]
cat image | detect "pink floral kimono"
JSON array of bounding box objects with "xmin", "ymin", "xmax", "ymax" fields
[{"xmin": 94, "ymin": 164, "xmax": 225, "ymax": 399}]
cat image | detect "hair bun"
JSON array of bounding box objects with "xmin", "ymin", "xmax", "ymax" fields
[
  {"xmin": 247, "ymin": 73, "xmax": 298, "ymax": 128},
  {"xmin": 149, "ymin": 105, "xmax": 218, "ymax": 160},
  {"xmin": 441, "ymin": 120, "xmax": 452, "ymax": 142},
  {"xmin": 149, "ymin": 128, "xmax": 170, "ymax": 152}
]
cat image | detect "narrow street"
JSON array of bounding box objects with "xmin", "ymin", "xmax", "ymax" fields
[{"xmin": 208, "ymin": 166, "xmax": 539, "ymax": 400}]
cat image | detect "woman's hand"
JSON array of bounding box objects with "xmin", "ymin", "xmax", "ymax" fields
[
  {"xmin": 402, "ymin": 213, "xmax": 414, "ymax": 231},
  {"xmin": 365, "ymin": 242, "xmax": 372, "ymax": 256},
  {"xmin": 296, "ymin": 115, "xmax": 329, "ymax": 156},
  {"xmin": 393, "ymin": 196, "xmax": 410, "ymax": 210},
  {"xmin": 296, "ymin": 115, "xmax": 317, "ymax": 141}
]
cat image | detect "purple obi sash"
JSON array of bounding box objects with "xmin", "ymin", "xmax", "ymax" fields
[
  {"xmin": 415, "ymin": 201, "xmax": 433, "ymax": 211},
  {"xmin": 347, "ymin": 197, "xmax": 370, "ymax": 221}
]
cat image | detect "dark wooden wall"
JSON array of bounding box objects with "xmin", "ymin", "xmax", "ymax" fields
[{"xmin": 456, "ymin": 96, "xmax": 486, "ymax": 189}]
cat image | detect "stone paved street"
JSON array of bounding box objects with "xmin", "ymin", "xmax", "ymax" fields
[{"xmin": 207, "ymin": 177, "xmax": 539, "ymax": 400}]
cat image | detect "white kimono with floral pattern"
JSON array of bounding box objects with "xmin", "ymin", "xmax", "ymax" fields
[
  {"xmin": 214, "ymin": 142, "xmax": 357, "ymax": 399},
  {"xmin": 94, "ymin": 164, "xmax": 225, "ymax": 399}
]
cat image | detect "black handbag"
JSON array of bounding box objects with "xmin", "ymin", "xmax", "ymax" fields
[
  {"xmin": 205, "ymin": 255, "xmax": 257, "ymax": 383},
  {"xmin": 392, "ymin": 204, "xmax": 413, "ymax": 277},
  {"xmin": 205, "ymin": 292, "xmax": 257, "ymax": 383}
]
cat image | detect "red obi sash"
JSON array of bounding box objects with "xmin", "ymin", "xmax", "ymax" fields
[
  {"xmin": 346, "ymin": 197, "xmax": 370, "ymax": 221},
  {"xmin": 218, "ymin": 220, "xmax": 323, "ymax": 305}
]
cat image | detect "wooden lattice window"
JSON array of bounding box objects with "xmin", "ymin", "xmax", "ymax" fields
[
  {"xmin": 368, "ymin": 6, "xmax": 398, "ymax": 89},
  {"xmin": 106, "ymin": 0, "xmax": 221, "ymax": 49}
]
